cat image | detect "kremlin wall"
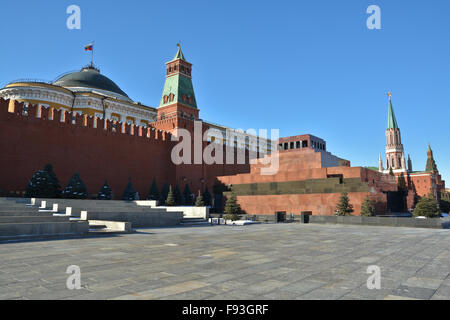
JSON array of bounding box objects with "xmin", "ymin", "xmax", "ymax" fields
[
  {"xmin": 0, "ymin": 96, "xmax": 402, "ymax": 216},
  {"xmin": 0, "ymin": 46, "xmax": 446, "ymax": 216},
  {"xmin": 0, "ymin": 98, "xmax": 252, "ymax": 201}
]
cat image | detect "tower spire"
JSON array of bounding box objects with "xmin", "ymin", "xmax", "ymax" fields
[
  {"xmin": 426, "ymin": 144, "xmax": 438, "ymax": 172},
  {"xmin": 387, "ymin": 92, "xmax": 398, "ymax": 129},
  {"xmin": 408, "ymin": 154, "xmax": 413, "ymax": 172},
  {"xmin": 173, "ymin": 43, "xmax": 186, "ymax": 61}
]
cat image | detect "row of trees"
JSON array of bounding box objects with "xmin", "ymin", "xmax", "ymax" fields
[
  {"xmin": 335, "ymin": 191, "xmax": 442, "ymax": 218},
  {"xmin": 147, "ymin": 179, "xmax": 212, "ymax": 207},
  {"xmin": 24, "ymin": 164, "xmax": 213, "ymax": 206},
  {"xmin": 334, "ymin": 192, "xmax": 377, "ymax": 217}
]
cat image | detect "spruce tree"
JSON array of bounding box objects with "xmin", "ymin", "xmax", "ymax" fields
[
  {"xmin": 147, "ymin": 178, "xmax": 160, "ymax": 201},
  {"xmin": 413, "ymin": 194, "xmax": 441, "ymax": 218},
  {"xmin": 183, "ymin": 184, "xmax": 193, "ymax": 205},
  {"xmin": 335, "ymin": 192, "xmax": 354, "ymax": 216},
  {"xmin": 61, "ymin": 172, "xmax": 88, "ymax": 199},
  {"xmin": 160, "ymin": 183, "xmax": 170, "ymax": 205},
  {"xmin": 174, "ymin": 185, "xmax": 182, "ymax": 205},
  {"xmin": 25, "ymin": 165, "xmax": 60, "ymax": 198},
  {"xmin": 360, "ymin": 196, "xmax": 376, "ymax": 217},
  {"xmin": 44, "ymin": 164, "xmax": 61, "ymax": 197},
  {"xmin": 122, "ymin": 178, "xmax": 138, "ymax": 201},
  {"xmin": 439, "ymin": 199, "xmax": 450, "ymax": 214},
  {"xmin": 203, "ymin": 187, "xmax": 212, "ymax": 207},
  {"xmin": 166, "ymin": 185, "xmax": 175, "ymax": 206},
  {"xmin": 224, "ymin": 193, "xmax": 241, "ymax": 221},
  {"xmin": 97, "ymin": 180, "xmax": 113, "ymax": 200},
  {"xmin": 195, "ymin": 190, "xmax": 205, "ymax": 207}
]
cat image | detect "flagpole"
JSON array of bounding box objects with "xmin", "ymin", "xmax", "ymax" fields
[{"xmin": 91, "ymin": 41, "xmax": 94, "ymax": 67}]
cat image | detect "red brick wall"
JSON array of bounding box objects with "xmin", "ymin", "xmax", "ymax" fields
[
  {"xmin": 0, "ymin": 99, "xmax": 251, "ymax": 199},
  {"xmin": 0, "ymin": 99, "xmax": 175, "ymax": 198}
]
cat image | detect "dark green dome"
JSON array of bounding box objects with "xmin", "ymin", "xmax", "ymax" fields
[{"xmin": 53, "ymin": 66, "xmax": 129, "ymax": 99}]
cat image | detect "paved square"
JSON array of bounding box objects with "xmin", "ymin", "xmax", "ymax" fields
[{"xmin": 0, "ymin": 223, "xmax": 449, "ymax": 300}]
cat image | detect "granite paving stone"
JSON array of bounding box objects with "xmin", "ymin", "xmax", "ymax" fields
[{"xmin": 0, "ymin": 223, "xmax": 448, "ymax": 300}]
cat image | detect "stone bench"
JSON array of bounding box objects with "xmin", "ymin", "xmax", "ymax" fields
[
  {"xmin": 88, "ymin": 220, "xmax": 132, "ymax": 233},
  {"xmin": 80, "ymin": 210, "xmax": 183, "ymax": 228}
]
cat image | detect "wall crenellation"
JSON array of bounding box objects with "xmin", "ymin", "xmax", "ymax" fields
[{"xmin": 1, "ymin": 98, "xmax": 171, "ymax": 142}]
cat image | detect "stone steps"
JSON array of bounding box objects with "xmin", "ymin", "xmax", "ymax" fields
[
  {"xmin": 0, "ymin": 208, "xmax": 44, "ymax": 213},
  {"xmin": 0, "ymin": 216, "xmax": 70, "ymax": 223},
  {"xmin": 180, "ymin": 217, "xmax": 210, "ymax": 226},
  {"xmin": 0, "ymin": 221, "xmax": 89, "ymax": 238},
  {"xmin": 0, "ymin": 212, "xmax": 54, "ymax": 217},
  {"xmin": 0, "ymin": 198, "xmax": 89, "ymax": 240}
]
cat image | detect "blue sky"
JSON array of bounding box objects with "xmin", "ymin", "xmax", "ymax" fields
[{"xmin": 1, "ymin": 0, "xmax": 449, "ymax": 181}]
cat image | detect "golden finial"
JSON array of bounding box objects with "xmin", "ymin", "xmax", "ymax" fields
[
  {"xmin": 177, "ymin": 42, "xmax": 181, "ymax": 48},
  {"xmin": 387, "ymin": 91, "xmax": 392, "ymax": 100}
]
